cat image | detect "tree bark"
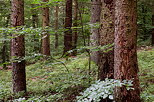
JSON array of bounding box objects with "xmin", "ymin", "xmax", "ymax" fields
[
  {"xmin": 11, "ymin": 0, "xmax": 26, "ymax": 93},
  {"xmin": 55, "ymin": 5, "xmax": 59, "ymax": 49},
  {"xmin": 64, "ymin": 0, "xmax": 73, "ymax": 56},
  {"xmin": 72, "ymin": 0, "xmax": 78, "ymax": 56},
  {"xmin": 98, "ymin": 0, "xmax": 115, "ymax": 80},
  {"xmin": 114, "ymin": 0, "xmax": 140, "ymax": 101},
  {"xmin": 41, "ymin": 0, "xmax": 50, "ymax": 56},
  {"xmin": 90, "ymin": 0, "xmax": 102, "ymax": 64},
  {"xmin": 32, "ymin": 4, "xmax": 38, "ymax": 28},
  {"xmin": 2, "ymin": 15, "xmax": 10, "ymax": 69},
  {"xmin": 2, "ymin": 37, "xmax": 7, "ymax": 69},
  {"xmin": 152, "ymin": 9, "xmax": 154, "ymax": 46},
  {"xmin": 31, "ymin": 4, "xmax": 39, "ymax": 52}
]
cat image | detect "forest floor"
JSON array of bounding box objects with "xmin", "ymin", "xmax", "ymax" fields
[{"xmin": 0, "ymin": 47, "xmax": 154, "ymax": 102}]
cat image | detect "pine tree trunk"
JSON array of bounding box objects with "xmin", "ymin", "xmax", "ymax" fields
[
  {"xmin": 31, "ymin": 4, "xmax": 39, "ymax": 52},
  {"xmin": 11, "ymin": 0, "xmax": 26, "ymax": 93},
  {"xmin": 72, "ymin": 0, "xmax": 78, "ymax": 56},
  {"xmin": 2, "ymin": 15, "xmax": 10, "ymax": 69},
  {"xmin": 2, "ymin": 38, "xmax": 7, "ymax": 69},
  {"xmin": 90, "ymin": 0, "xmax": 102, "ymax": 64},
  {"xmin": 64, "ymin": 0, "xmax": 73, "ymax": 56},
  {"xmin": 55, "ymin": 5, "xmax": 59, "ymax": 49},
  {"xmin": 152, "ymin": 11, "xmax": 154, "ymax": 46},
  {"xmin": 32, "ymin": 5, "xmax": 38, "ymax": 28},
  {"xmin": 41, "ymin": 0, "xmax": 50, "ymax": 56},
  {"xmin": 98, "ymin": 0, "xmax": 115, "ymax": 80},
  {"xmin": 114, "ymin": 0, "xmax": 140, "ymax": 101}
]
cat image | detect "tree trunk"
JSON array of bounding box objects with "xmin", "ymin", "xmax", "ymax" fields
[
  {"xmin": 64, "ymin": 0, "xmax": 73, "ymax": 56},
  {"xmin": 2, "ymin": 38, "xmax": 7, "ymax": 69},
  {"xmin": 31, "ymin": 4, "xmax": 39, "ymax": 52},
  {"xmin": 98, "ymin": 0, "xmax": 115, "ymax": 80},
  {"xmin": 152, "ymin": 9, "xmax": 154, "ymax": 46},
  {"xmin": 55, "ymin": 5, "xmax": 59, "ymax": 49},
  {"xmin": 114, "ymin": 0, "xmax": 140, "ymax": 101},
  {"xmin": 32, "ymin": 5, "xmax": 38, "ymax": 28},
  {"xmin": 90, "ymin": 0, "xmax": 102, "ymax": 64},
  {"xmin": 142, "ymin": 5, "xmax": 148, "ymax": 40},
  {"xmin": 41, "ymin": 0, "xmax": 50, "ymax": 56},
  {"xmin": 11, "ymin": 0, "xmax": 26, "ymax": 93},
  {"xmin": 2, "ymin": 15, "xmax": 10, "ymax": 69},
  {"xmin": 72, "ymin": 0, "xmax": 78, "ymax": 56}
]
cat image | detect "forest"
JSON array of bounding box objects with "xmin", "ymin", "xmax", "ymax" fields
[{"xmin": 0, "ymin": 0, "xmax": 154, "ymax": 102}]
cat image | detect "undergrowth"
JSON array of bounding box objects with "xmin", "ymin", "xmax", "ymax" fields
[{"xmin": 0, "ymin": 48, "xmax": 154, "ymax": 102}]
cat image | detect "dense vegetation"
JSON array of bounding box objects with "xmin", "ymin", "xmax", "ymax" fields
[
  {"xmin": 0, "ymin": 48, "xmax": 154, "ymax": 101},
  {"xmin": 0, "ymin": 0, "xmax": 153, "ymax": 102}
]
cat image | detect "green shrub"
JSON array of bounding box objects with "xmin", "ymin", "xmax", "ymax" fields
[{"xmin": 76, "ymin": 79, "xmax": 134, "ymax": 102}]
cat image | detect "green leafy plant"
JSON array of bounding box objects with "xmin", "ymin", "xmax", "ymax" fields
[{"xmin": 76, "ymin": 79, "xmax": 134, "ymax": 102}]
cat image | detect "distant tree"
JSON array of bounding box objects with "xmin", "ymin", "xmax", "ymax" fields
[
  {"xmin": 152, "ymin": 6, "xmax": 154, "ymax": 46},
  {"xmin": 55, "ymin": 4, "xmax": 59, "ymax": 49},
  {"xmin": 72, "ymin": 0, "xmax": 78, "ymax": 56},
  {"xmin": 11, "ymin": 0, "xmax": 26, "ymax": 93},
  {"xmin": 31, "ymin": 4, "xmax": 39, "ymax": 28},
  {"xmin": 114, "ymin": 0, "xmax": 141, "ymax": 101},
  {"xmin": 64, "ymin": 0, "xmax": 73, "ymax": 56},
  {"xmin": 41, "ymin": 0, "xmax": 50, "ymax": 56},
  {"xmin": 31, "ymin": 4, "xmax": 39, "ymax": 52},
  {"xmin": 90, "ymin": 0, "xmax": 102, "ymax": 64}
]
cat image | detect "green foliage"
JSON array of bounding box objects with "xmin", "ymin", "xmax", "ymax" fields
[
  {"xmin": 76, "ymin": 79, "xmax": 134, "ymax": 102},
  {"xmin": 0, "ymin": 82, "xmax": 11, "ymax": 101},
  {"xmin": 137, "ymin": 0, "xmax": 153, "ymax": 45},
  {"xmin": 138, "ymin": 48, "xmax": 154, "ymax": 102},
  {"xmin": 0, "ymin": 48, "xmax": 154, "ymax": 102}
]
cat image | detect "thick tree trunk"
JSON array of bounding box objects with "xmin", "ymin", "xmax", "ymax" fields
[
  {"xmin": 55, "ymin": 5, "xmax": 59, "ymax": 49},
  {"xmin": 90, "ymin": 0, "xmax": 102, "ymax": 64},
  {"xmin": 114, "ymin": 0, "xmax": 140, "ymax": 101},
  {"xmin": 11, "ymin": 0, "xmax": 26, "ymax": 93},
  {"xmin": 64, "ymin": 0, "xmax": 73, "ymax": 56},
  {"xmin": 72, "ymin": 0, "xmax": 78, "ymax": 56},
  {"xmin": 41, "ymin": 0, "xmax": 50, "ymax": 56},
  {"xmin": 98, "ymin": 0, "xmax": 115, "ymax": 80}
]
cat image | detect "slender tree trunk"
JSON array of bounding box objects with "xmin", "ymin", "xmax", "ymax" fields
[
  {"xmin": 31, "ymin": 4, "xmax": 39, "ymax": 52},
  {"xmin": 55, "ymin": 5, "xmax": 59, "ymax": 49},
  {"xmin": 2, "ymin": 15, "xmax": 10, "ymax": 69},
  {"xmin": 90, "ymin": 0, "xmax": 102, "ymax": 64},
  {"xmin": 152, "ymin": 9, "xmax": 154, "ymax": 46},
  {"xmin": 41, "ymin": 0, "xmax": 50, "ymax": 56},
  {"xmin": 79, "ymin": 9, "xmax": 86, "ymax": 46},
  {"xmin": 98, "ymin": 0, "xmax": 114, "ymax": 80},
  {"xmin": 64, "ymin": 0, "xmax": 73, "ymax": 56},
  {"xmin": 32, "ymin": 5, "xmax": 38, "ymax": 28},
  {"xmin": 11, "ymin": 0, "xmax": 26, "ymax": 93},
  {"xmin": 72, "ymin": 0, "xmax": 78, "ymax": 56},
  {"xmin": 114, "ymin": 0, "xmax": 140, "ymax": 101},
  {"xmin": 2, "ymin": 38, "xmax": 7, "ymax": 69},
  {"xmin": 142, "ymin": 5, "xmax": 148, "ymax": 40}
]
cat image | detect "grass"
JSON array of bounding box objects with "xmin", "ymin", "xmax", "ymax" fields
[
  {"xmin": 0, "ymin": 54, "xmax": 97, "ymax": 102},
  {"xmin": 138, "ymin": 48, "xmax": 154, "ymax": 102},
  {"xmin": 0, "ymin": 48, "xmax": 154, "ymax": 102}
]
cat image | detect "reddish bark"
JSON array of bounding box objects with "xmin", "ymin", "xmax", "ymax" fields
[
  {"xmin": 114, "ymin": 0, "xmax": 141, "ymax": 101},
  {"xmin": 41, "ymin": 0, "xmax": 50, "ymax": 56},
  {"xmin": 64, "ymin": 0, "xmax": 73, "ymax": 56}
]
